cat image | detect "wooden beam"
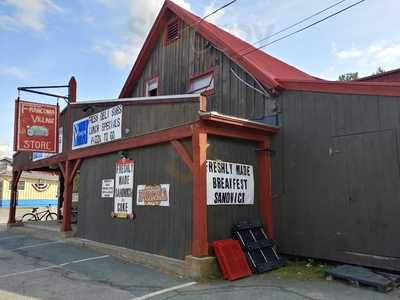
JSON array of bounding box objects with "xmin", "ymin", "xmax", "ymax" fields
[
  {"xmin": 58, "ymin": 162, "xmax": 66, "ymax": 179},
  {"xmin": 61, "ymin": 160, "xmax": 72, "ymax": 232},
  {"xmin": 202, "ymin": 122, "xmax": 266, "ymax": 142},
  {"xmin": 170, "ymin": 140, "xmax": 193, "ymax": 172},
  {"xmin": 69, "ymin": 159, "xmax": 82, "ymax": 184},
  {"xmin": 68, "ymin": 123, "xmax": 194, "ymax": 160},
  {"xmin": 191, "ymin": 125, "xmax": 208, "ymax": 257},
  {"xmin": 257, "ymin": 138, "xmax": 274, "ymax": 239},
  {"xmin": 8, "ymin": 170, "xmax": 22, "ymax": 224}
]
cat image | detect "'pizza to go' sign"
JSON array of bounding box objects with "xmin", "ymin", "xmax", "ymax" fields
[{"xmin": 15, "ymin": 100, "xmax": 59, "ymax": 153}]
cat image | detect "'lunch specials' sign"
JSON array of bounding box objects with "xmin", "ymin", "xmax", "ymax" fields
[
  {"xmin": 113, "ymin": 158, "xmax": 134, "ymax": 219},
  {"xmin": 16, "ymin": 100, "xmax": 58, "ymax": 153},
  {"xmin": 72, "ymin": 105, "xmax": 122, "ymax": 150},
  {"xmin": 206, "ymin": 160, "xmax": 254, "ymax": 205}
]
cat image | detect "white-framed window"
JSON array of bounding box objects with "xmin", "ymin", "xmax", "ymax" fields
[
  {"xmin": 188, "ymin": 71, "xmax": 215, "ymax": 94},
  {"xmin": 9, "ymin": 180, "xmax": 25, "ymax": 191},
  {"xmin": 145, "ymin": 77, "xmax": 159, "ymax": 97}
]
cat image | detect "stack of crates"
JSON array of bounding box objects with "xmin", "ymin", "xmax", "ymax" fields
[{"xmin": 232, "ymin": 220, "xmax": 285, "ymax": 273}]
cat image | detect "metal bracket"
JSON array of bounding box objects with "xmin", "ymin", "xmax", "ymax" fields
[{"xmin": 17, "ymin": 85, "xmax": 70, "ymax": 103}]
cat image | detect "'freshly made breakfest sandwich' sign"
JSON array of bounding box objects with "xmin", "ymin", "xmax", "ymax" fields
[{"xmin": 206, "ymin": 160, "xmax": 254, "ymax": 205}]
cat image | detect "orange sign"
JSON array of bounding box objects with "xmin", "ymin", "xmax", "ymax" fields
[{"xmin": 15, "ymin": 100, "xmax": 58, "ymax": 153}]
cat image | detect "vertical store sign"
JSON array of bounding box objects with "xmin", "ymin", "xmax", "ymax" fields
[
  {"xmin": 72, "ymin": 105, "xmax": 122, "ymax": 149},
  {"xmin": 206, "ymin": 160, "xmax": 254, "ymax": 205},
  {"xmin": 15, "ymin": 100, "xmax": 58, "ymax": 153},
  {"xmin": 113, "ymin": 158, "xmax": 134, "ymax": 219}
]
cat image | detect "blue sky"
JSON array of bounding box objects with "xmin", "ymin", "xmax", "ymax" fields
[{"xmin": 0, "ymin": 0, "xmax": 399, "ymax": 157}]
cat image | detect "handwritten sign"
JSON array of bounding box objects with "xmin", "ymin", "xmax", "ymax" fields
[
  {"xmin": 16, "ymin": 100, "xmax": 58, "ymax": 153},
  {"xmin": 101, "ymin": 179, "xmax": 114, "ymax": 198},
  {"xmin": 206, "ymin": 160, "xmax": 254, "ymax": 205},
  {"xmin": 137, "ymin": 184, "xmax": 170, "ymax": 206},
  {"xmin": 113, "ymin": 158, "xmax": 134, "ymax": 219},
  {"xmin": 72, "ymin": 105, "xmax": 122, "ymax": 150}
]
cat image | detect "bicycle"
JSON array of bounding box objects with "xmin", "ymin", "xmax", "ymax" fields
[{"xmin": 20, "ymin": 205, "xmax": 58, "ymax": 222}]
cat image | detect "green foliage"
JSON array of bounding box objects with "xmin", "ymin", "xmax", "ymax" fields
[
  {"xmin": 338, "ymin": 72, "xmax": 359, "ymax": 81},
  {"xmin": 268, "ymin": 258, "xmax": 333, "ymax": 281},
  {"xmin": 373, "ymin": 66, "xmax": 385, "ymax": 75}
]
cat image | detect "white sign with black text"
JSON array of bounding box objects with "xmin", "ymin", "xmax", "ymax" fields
[
  {"xmin": 206, "ymin": 160, "xmax": 254, "ymax": 205},
  {"xmin": 101, "ymin": 179, "xmax": 114, "ymax": 198},
  {"xmin": 72, "ymin": 105, "xmax": 122, "ymax": 150},
  {"xmin": 113, "ymin": 158, "xmax": 134, "ymax": 218}
]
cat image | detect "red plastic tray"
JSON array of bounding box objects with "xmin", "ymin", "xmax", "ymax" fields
[{"xmin": 212, "ymin": 239, "xmax": 252, "ymax": 280}]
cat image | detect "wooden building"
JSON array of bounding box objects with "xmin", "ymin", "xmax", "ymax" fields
[{"xmin": 11, "ymin": 0, "xmax": 400, "ymax": 272}]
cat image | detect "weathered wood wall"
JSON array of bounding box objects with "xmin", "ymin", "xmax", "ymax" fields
[
  {"xmin": 77, "ymin": 140, "xmax": 193, "ymax": 260},
  {"xmin": 271, "ymin": 90, "xmax": 400, "ymax": 271},
  {"xmin": 13, "ymin": 97, "xmax": 201, "ymax": 170},
  {"xmin": 207, "ymin": 136, "xmax": 261, "ymax": 242},
  {"xmin": 129, "ymin": 16, "xmax": 275, "ymax": 120}
]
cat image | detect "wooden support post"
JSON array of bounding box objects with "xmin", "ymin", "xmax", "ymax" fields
[
  {"xmin": 191, "ymin": 126, "xmax": 208, "ymax": 257},
  {"xmin": 61, "ymin": 159, "xmax": 81, "ymax": 232},
  {"xmin": 7, "ymin": 170, "xmax": 22, "ymax": 224},
  {"xmin": 257, "ymin": 139, "xmax": 274, "ymax": 239},
  {"xmin": 58, "ymin": 173, "xmax": 64, "ymax": 221},
  {"xmin": 61, "ymin": 160, "xmax": 72, "ymax": 232}
]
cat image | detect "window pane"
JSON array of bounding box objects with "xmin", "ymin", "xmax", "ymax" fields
[{"xmin": 189, "ymin": 73, "xmax": 214, "ymax": 93}]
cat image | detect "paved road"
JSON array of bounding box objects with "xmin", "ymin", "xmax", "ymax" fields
[{"xmin": 0, "ymin": 229, "xmax": 398, "ymax": 299}]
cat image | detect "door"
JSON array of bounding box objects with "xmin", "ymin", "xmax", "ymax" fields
[{"xmin": 332, "ymin": 130, "xmax": 400, "ymax": 258}]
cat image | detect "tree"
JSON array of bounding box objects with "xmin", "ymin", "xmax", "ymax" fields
[
  {"xmin": 373, "ymin": 66, "xmax": 385, "ymax": 75},
  {"xmin": 338, "ymin": 72, "xmax": 359, "ymax": 81}
]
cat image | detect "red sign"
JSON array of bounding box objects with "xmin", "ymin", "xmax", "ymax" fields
[{"xmin": 15, "ymin": 100, "xmax": 59, "ymax": 153}]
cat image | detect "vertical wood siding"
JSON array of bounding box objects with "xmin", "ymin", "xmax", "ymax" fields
[
  {"xmin": 129, "ymin": 17, "xmax": 274, "ymax": 120},
  {"xmin": 272, "ymin": 90, "xmax": 400, "ymax": 271},
  {"xmin": 77, "ymin": 140, "xmax": 193, "ymax": 260},
  {"xmin": 206, "ymin": 136, "xmax": 260, "ymax": 242}
]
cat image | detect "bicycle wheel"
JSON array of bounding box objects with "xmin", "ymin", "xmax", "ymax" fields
[
  {"xmin": 21, "ymin": 213, "xmax": 37, "ymax": 222},
  {"xmin": 46, "ymin": 213, "xmax": 58, "ymax": 221}
]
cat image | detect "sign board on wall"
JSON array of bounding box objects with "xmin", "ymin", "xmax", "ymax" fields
[
  {"xmin": 101, "ymin": 179, "xmax": 114, "ymax": 198},
  {"xmin": 16, "ymin": 100, "xmax": 58, "ymax": 153},
  {"xmin": 72, "ymin": 105, "xmax": 122, "ymax": 150},
  {"xmin": 32, "ymin": 127, "xmax": 63, "ymax": 161},
  {"xmin": 137, "ymin": 184, "xmax": 170, "ymax": 206},
  {"xmin": 113, "ymin": 158, "xmax": 134, "ymax": 219},
  {"xmin": 206, "ymin": 160, "xmax": 254, "ymax": 205}
]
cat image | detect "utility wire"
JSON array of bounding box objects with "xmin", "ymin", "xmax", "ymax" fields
[
  {"xmin": 200, "ymin": 0, "xmax": 238, "ymax": 24},
  {"xmin": 238, "ymin": 0, "xmax": 348, "ymax": 52},
  {"xmin": 239, "ymin": 0, "xmax": 366, "ymax": 58}
]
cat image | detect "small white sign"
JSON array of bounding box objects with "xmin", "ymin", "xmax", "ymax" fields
[
  {"xmin": 101, "ymin": 179, "xmax": 114, "ymax": 198},
  {"xmin": 137, "ymin": 184, "xmax": 170, "ymax": 206},
  {"xmin": 206, "ymin": 160, "xmax": 254, "ymax": 205},
  {"xmin": 72, "ymin": 105, "xmax": 122, "ymax": 150},
  {"xmin": 113, "ymin": 158, "xmax": 134, "ymax": 218},
  {"xmin": 32, "ymin": 127, "xmax": 63, "ymax": 161}
]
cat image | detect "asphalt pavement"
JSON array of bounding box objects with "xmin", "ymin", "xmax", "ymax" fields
[{"xmin": 0, "ymin": 229, "xmax": 398, "ymax": 299}]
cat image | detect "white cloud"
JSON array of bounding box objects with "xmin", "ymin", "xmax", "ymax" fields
[
  {"xmin": 203, "ymin": 1, "xmax": 224, "ymax": 25},
  {"xmin": 0, "ymin": 0, "xmax": 62, "ymax": 32},
  {"xmin": 93, "ymin": 0, "xmax": 191, "ymax": 69},
  {"xmin": 335, "ymin": 49, "xmax": 362, "ymax": 59},
  {"xmin": 0, "ymin": 144, "xmax": 13, "ymax": 159},
  {"xmin": 0, "ymin": 66, "xmax": 28, "ymax": 79},
  {"xmin": 332, "ymin": 42, "xmax": 400, "ymax": 77}
]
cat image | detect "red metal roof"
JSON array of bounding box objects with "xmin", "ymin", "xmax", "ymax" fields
[
  {"xmin": 119, "ymin": 0, "xmax": 318, "ymax": 98},
  {"xmin": 119, "ymin": 0, "xmax": 400, "ymax": 98},
  {"xmin": 357, "ymin": 68, "xmax": 400, "ymax": 83}
]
